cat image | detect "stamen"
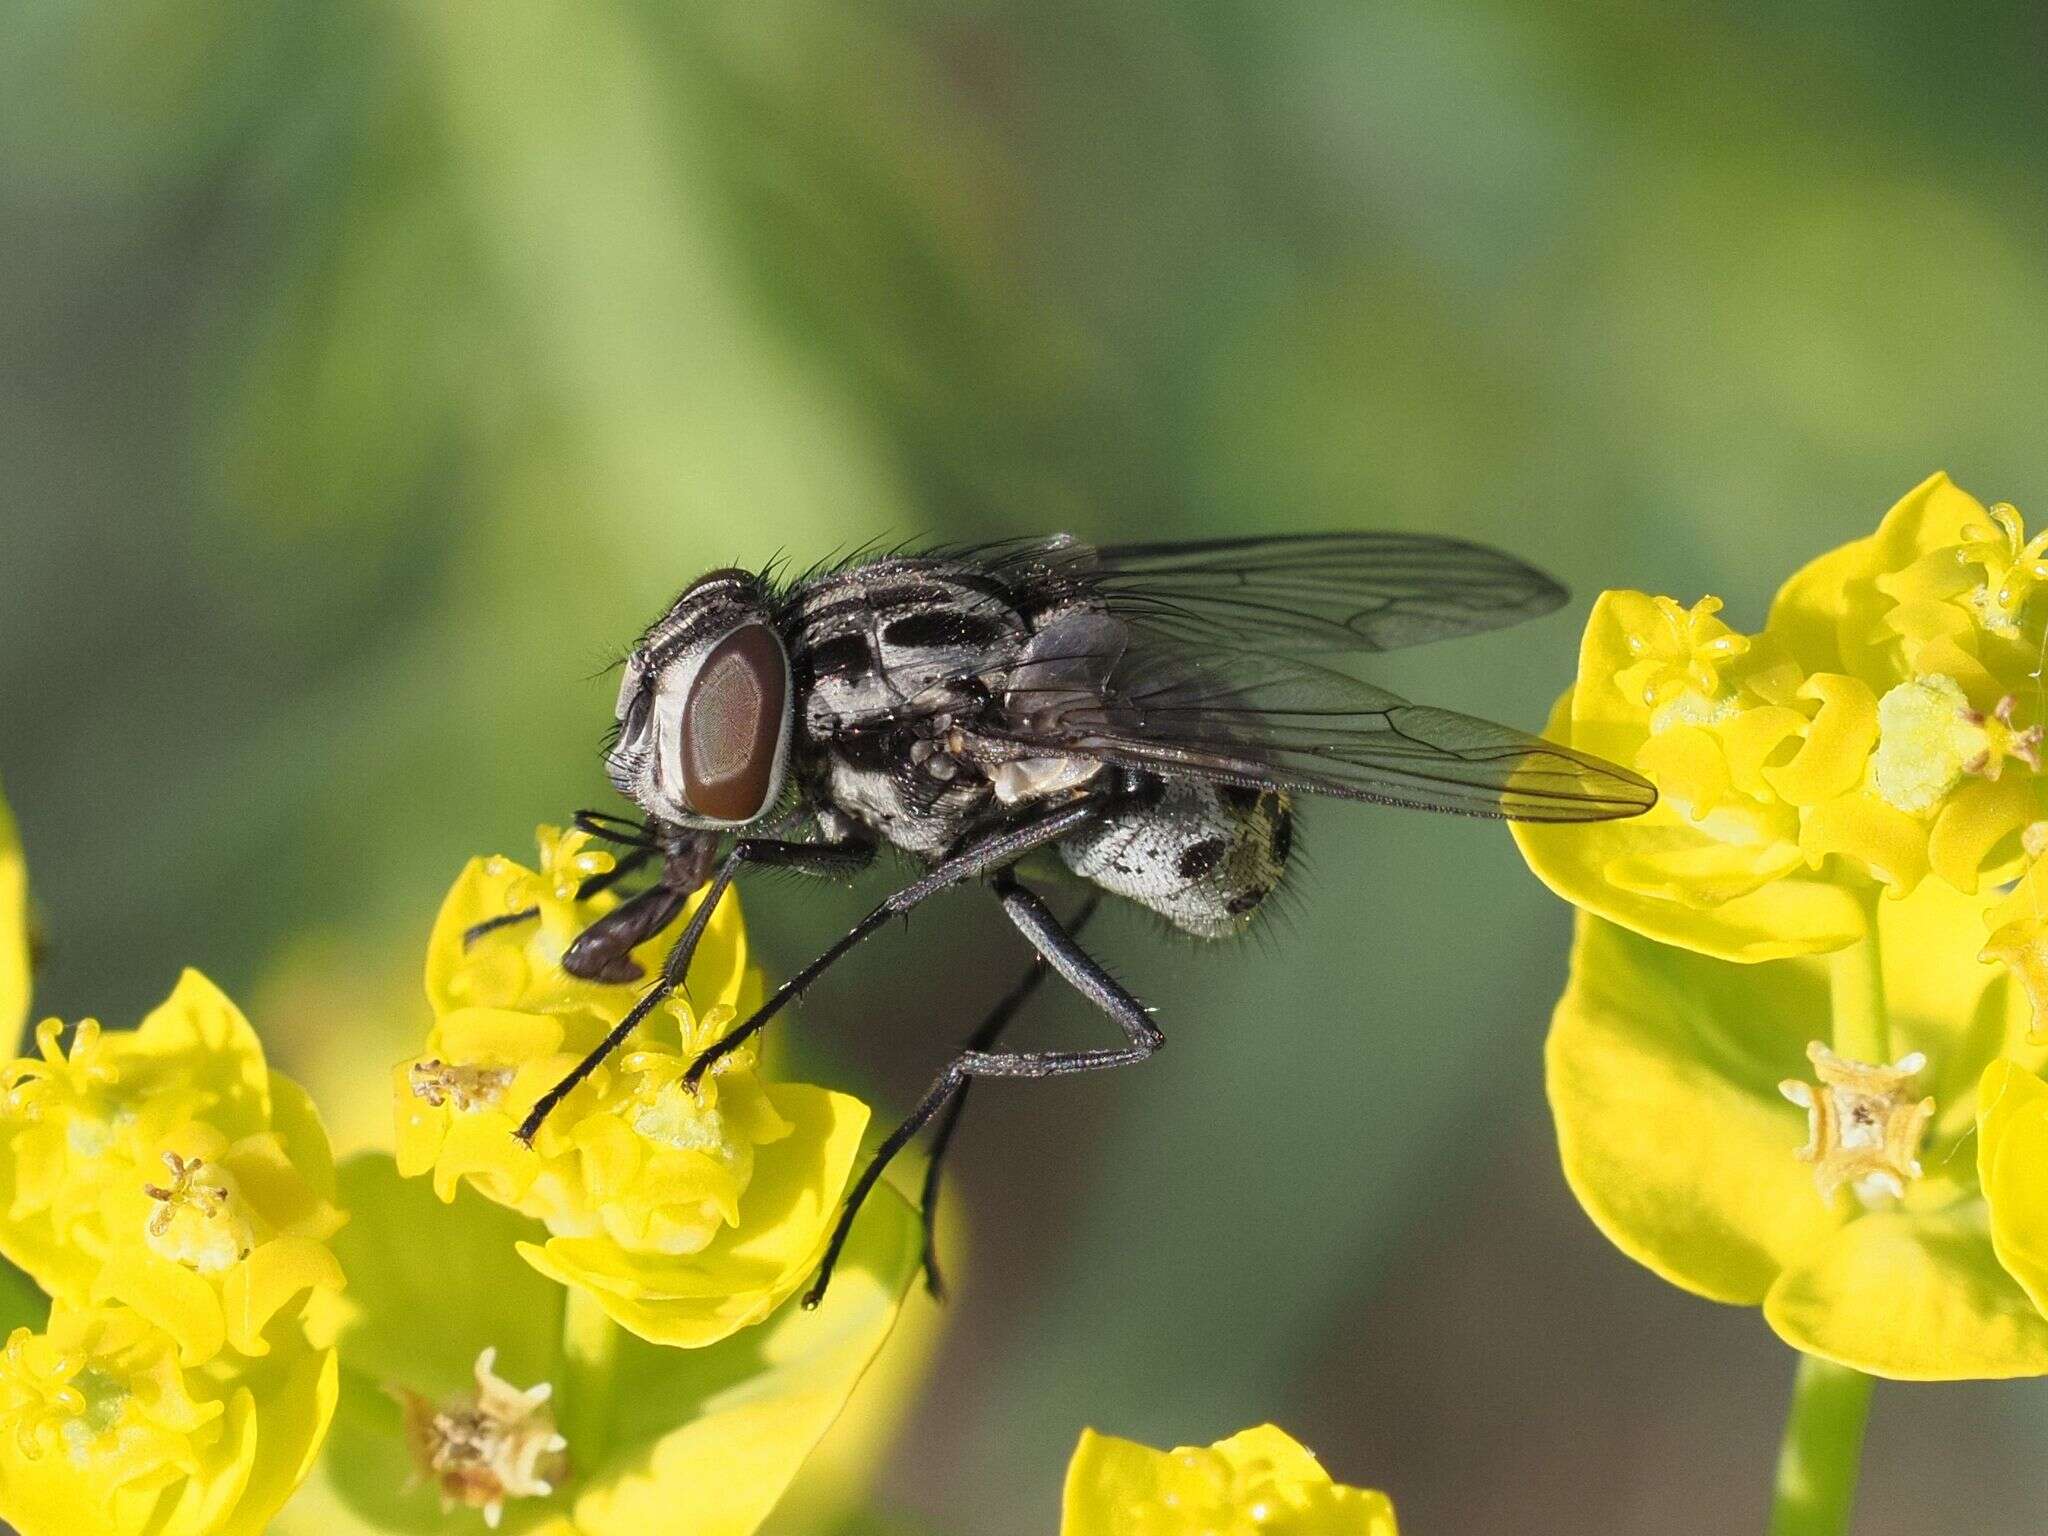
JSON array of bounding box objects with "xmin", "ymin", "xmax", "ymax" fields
[
  {"xmin": 142, "ymin": 1152, "xmax": 230, "ymax": 1240},
  {"xmin": 410, "ymin": 1060, "xmax": 515, "ymax": 1113},
  {"xmin": 1959, "ymin": 694, "xmax": 2045, "ymax": 780}
]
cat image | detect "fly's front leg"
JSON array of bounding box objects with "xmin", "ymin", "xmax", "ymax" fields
[
  {"xmin": 802, "ymin": 871, "xmax": 1157, "ymax": 1308},
  {"xmin": 682, "ymin": 796, "xmax": 1110, "ymax": 1091},
  {"xmin": 513, "ymin": 833, "xmax": 875, "ymax": 1146}
]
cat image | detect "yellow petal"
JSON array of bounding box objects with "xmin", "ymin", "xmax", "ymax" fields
[
  {"xmin": 1797, "ymin": 792, "xmax": 1928, "ymax": 894},
  {"xmin": 274, "ymin": 1152, "xmax": 923, "ymax": 1536},
  {"xmin": 129, "ymin": 971, "xmax": 273, "ymax": 1138},
  {"xmin": 215, "ymin": 1343, "xmax": 340, "ymax": 1536},
  {"xmin": 101, "ymin": 1252, "xmax": 226, "ymax": 1367},
  {"xmin": 1928, "ymin": 775, "xmax": 2037, "ymax": 893},
  {"xmin": 1762, "ymin": 1206, "xmax": 2048, "ymax": 1380},
  {"xmin": 1876, "ymin": 878, "xmax": 2038, "ymax": 1148},
  {"xmin": 1060, "ymin": 1424, "xmax": 1398, "ymax": 1536},
  {"xmin": 0, "ymin": 781, "xmax": 26, "ymax": 1041},
  {"xmin": 1762, "ymin": 675, "xmax": 1877, "ymax": 806},
  {"xmin": 1515, "ymin": 696, "xmax": 1865, "ymax": 964},
  {"xmin": 1548, "ymin": 914, "xmax": 1840, "ymax": 1303},
  {"xmin": 1977, "ymin": 1059, "xmax": 2048, "ymax": 1322},
  {"xmin": 221, "ymin": 1236, "xmax": 347, "ymax": 1357},
  {"xmin": 1768, "ymin": 471, "xmax": 1987, "ymax": 677},
  {"xmin": 516, "ymin": 1085, "xmax": 868, "ymax": 1348}
]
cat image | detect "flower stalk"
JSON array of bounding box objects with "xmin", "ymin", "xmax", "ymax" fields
[
  {"xmin": 1829, "ymin": 892, "xmax": 1888, "ymax": 1065},
  {"xmin": 1766, "ymin": 1353, "xmax": 1873, "ymax": 1536},
  {"xmin": 1768, "ymin": 888, "xmax": 1885, "ymax": 1536},
  {"xmin": 558, "ymin": 1280, "xmax": 619, "ymax": 1469}
]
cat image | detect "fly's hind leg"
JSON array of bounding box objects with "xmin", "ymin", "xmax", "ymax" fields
[
  {"xmin": 914, "ymin": 894, "xmax": 1101, "ymax": 1298},
  {"xmin": 803, "ymin": 875, "xmax": 1157, "ymax": 1309}
]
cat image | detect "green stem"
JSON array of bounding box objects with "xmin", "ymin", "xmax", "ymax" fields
[
  {"xmin": 1766, "ymin": 1354, "xmax": 1874, "ymax": 1536},
  {"xmin": 558, "ymin": 1284, "xmax": 620, "ymax": 1467},
  {"xmin": 1767, "ymin": 886, "xmax": 1885, "ymax": 1535},
  {"xmin": 1828, "ymin": 888, "xmax": 1888, "ymax": 1064}
]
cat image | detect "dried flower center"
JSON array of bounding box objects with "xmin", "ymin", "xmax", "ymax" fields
[
  {"xmin": 142, "ymin": 1152, "xmax": 251, "ymax": 1272},
  {"xmin": 399, "ymin": 1347, "xmax": 568, "ymax": 1530},
  {"xmin": 411, "ymin": 1059, "xmax": 516, "ymax": 1113},
  {"xmin": 1779, "ymin": 1041, "xmax": 1935, "ymax": 1204}
]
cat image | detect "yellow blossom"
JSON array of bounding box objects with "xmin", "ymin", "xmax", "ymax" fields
[
  {"xmin": 1060, "ymin": 1425, "xmax": 1397, "ymax": 1536},
  {"xmin": 1518, "ymin": 474, "xmax": 2048, "ymax": 962},
  {"xmin": 0, "ymin": 1300, "xmax": 337, "ymax": 1536},
  {"xmin": 398, "ymin": 845, "xmax": 866, "ymax": 1348},
  {"xmin": 0, "ymin": 779, "xmax": 26, "ymax": 1040},
  {"xmin": 0, "ymin": 971, "xmax": 346, "ymax": 1365},
  {"xmin": 1548, "ymin": 876, "xmax": 2048, "ymax": 1378}
]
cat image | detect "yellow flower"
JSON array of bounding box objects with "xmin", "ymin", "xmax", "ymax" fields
[
  {"xmin": 276, "ymin": 1154, "xmax": 922, "ymax": 1536},
  {"xmin": 1548, "ymin": 875, "xmax": 2048, "ymax": 1378},
  {"xmin": 0, "ymin": 1299, "xmax": 337, "ymax": 1536},
  {"xmin": 1060, "ymin": 1424, "xmax": 1397, "ymax": 1536},
  {"xmin": 0, "ymin": 971, "xmax": 346, "ymax": 1364},
  {"xmin": 398, "ymin": 844, "xmax": 867, "ymax": 1348},
  {"xmin": 0, "ymin": 778, "xmax": 27, "ymax": 1040},
  {"xmin": 1518, "ymin": 473, "xmax": 2048, "ymax": 962},
  {"xmin": 396, "ymin": 1001, "xmax": 866, "ymax": 1349},
  {"xmin": 424, "ymin": 826, "xmax": 757, "ymax": 1022}
]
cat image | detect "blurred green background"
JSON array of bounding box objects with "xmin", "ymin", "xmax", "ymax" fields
[{"xmin": 6, "ymin": 1, "xmax": 2048, "ymax": 1530}]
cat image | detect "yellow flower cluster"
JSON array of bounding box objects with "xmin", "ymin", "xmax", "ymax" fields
[
  {"xmin": 0, "ymin": 973, "xmax": 343, "ymax": 1535},
  {"xmin": 1515, "ymin": 473, "xmax": 2048, "ymax": 1380},
  {"xmin": 1520, "ymin": 474, "xmax": 2048, "ymax": 963},
  {"xmin": 1060, "ymin": 1424, "xmax": 1397, "ymax": 1535},
  {"xmin": 0, "ymin": 795, "xmax": 922, "ymax": 1536},
  {"xmin": 394, "ymin": 828, "xmax": 869, "ymax": 1347}
]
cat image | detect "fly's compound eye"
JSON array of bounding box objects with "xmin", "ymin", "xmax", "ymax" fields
[{"xmin": 680, "ymin": 623, "xmax": 790, "ymax": 821}]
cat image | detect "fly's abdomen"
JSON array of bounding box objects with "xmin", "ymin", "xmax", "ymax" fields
[{"xmin": 1059, "ymin": 780, "xmax": 1293, "ymax": 939}]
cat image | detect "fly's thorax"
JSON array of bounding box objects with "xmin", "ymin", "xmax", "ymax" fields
[{"xmin": 790, "ymin": 560, "xmax": 1037, "ymax": 737}]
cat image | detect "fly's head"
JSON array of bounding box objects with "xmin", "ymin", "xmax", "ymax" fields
[{"xmin": 608, "ymin": 568, "xmax": 794, "ymax": 830}]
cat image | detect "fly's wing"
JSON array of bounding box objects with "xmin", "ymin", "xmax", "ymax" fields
[
  {"xmin": 1089, "ymin": 531, "xmax": 1569, "ymax": 653},
  {"xmin": 991, "ymin": 616, "xmax": 1654, "ymax": 823},
  {"xmin": 951, "ymin": 529, "xmax": 1568, "ymax": 653}
]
